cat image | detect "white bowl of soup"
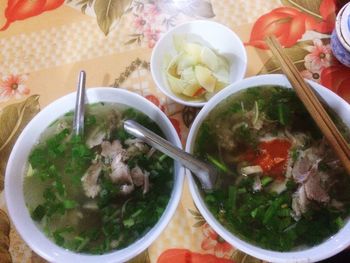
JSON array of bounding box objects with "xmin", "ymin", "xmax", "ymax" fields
[
  {"xmin": 186, "ymin": 74, "xmax": 350, "ymax": 262},
  {"xmin": 5, "ymin": 88, "xmax": 184, "ymax": 263}
]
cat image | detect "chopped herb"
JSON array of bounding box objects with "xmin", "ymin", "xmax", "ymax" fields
[
  {"xmin": 32, "ymin": 205, "xmax": 46, "ymax": 221},
  {"xmin": 123, "ymin": 218, "xmax": 135, "ymax": 228},
  {"xmin": 207, "ymin": 154, "xmax": 229, "ymax": 173},
  {"xmin": 291, "ymin": 148, "xmax": 299, "ymax": 162},
  {"xmin": 261, "ymin": 176, "xmax": 273, "ymax": 187}
]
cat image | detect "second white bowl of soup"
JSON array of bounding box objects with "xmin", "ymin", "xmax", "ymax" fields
[
  {"xmin": 186, "ymin": 74, "xmax": 350, "ymax": 263},
  {"xmin": 5, "ymin": 88, "xmax": 184, "ymax": 263}
]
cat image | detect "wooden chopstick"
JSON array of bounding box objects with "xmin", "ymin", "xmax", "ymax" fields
[
  {"xmin": 266, "ymin": 36, "xmax": 350, "ymax": 156},
  {"xmin": 266, "ymin": 37, "xmax": 350, "ymax": 158},
  {"xmin": 265, "ymin": 35, "xmax": 350, "ymax": 175}
]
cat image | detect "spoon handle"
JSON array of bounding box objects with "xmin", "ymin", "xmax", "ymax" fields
[
  {"xmin": 124, "ymin": 120, "xmax": 217, "ymax": 190},
  {"xmin": 73, "ymin": 70, "xmax": 86, "ymax": 136}
]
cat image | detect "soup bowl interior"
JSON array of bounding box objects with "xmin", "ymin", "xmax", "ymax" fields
[
  {"xmin": 5, "ymin": 87, "xmax": 184, "ymax": 263},
  {"xmin": 185, "ymin": 74, "xmax": 350, "ymax": 263}
]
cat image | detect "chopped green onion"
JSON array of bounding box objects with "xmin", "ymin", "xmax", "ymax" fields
[
  {"xmin": 261, "ymin": 176, "xmax": 273, "ymax": 187},
  {"xmin": 207, "ymin": 154, "xmax": 229, "ymax": 173},
  {"xmin": 159, "ymin": 154, "xmax": 168, "ymax": 162},
  {"xmin": 251, "ymin": 208, "xmax": 258, "ymax": 218},
  {"xmin": 123, "ymin": 218, "xmax": 135, "ymax": 228},
  {"xmin": 63, "ymin": 199, "xmax": 77, "ymax": 209},
  {"xmin": 335, "ymin": 217, "xmax": 344, "ymax": 229},
  {"xmin": 131, "ymin": 209, "xmax": 142, "ymax": 218},
  {"xmin": 228, "ymin": 186, "xmax": 237, "ymax": 213},
  {"xmin": 205, "ymin": 194, "xmax": 216, "ymax": 203},
  {"xmin": 238, "ymin": 188, "xmax": 247, "ymax": 194},
  {"xmin": 32, "ymin": 205, "xmax": 46, "ymax": 221}
]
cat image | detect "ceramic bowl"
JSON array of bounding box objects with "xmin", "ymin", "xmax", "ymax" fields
[
  {"xmin": 151, "ymin": 20, "xmax": 247, "ymax": 107},
  {"xmin": 5, "ymin": 88, "xmax": 184, "ymax": 263},
  {"xmin": 331, "ymin": 2, "xmax": 350, "ymax": 67},
  {"xmin": 186, "ymin": 74, "xmax": 350, "ymax": 263}
]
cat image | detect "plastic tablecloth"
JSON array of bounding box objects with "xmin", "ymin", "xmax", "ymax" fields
[{"xmin": 0, "ymin": 0, "xmax": 349, "ymax": 262}]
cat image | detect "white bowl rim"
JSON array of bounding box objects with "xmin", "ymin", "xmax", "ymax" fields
[
  {"xmin": 5, "ymin": 87, "xmax": 184, "ymax": 263},
  {"xmin": 185, "ymin": 74, "xmax": 350, "ymax": 263},
  {"xmin": 150, "ymin": 19, "xmax": 248, "ymax": 108}
]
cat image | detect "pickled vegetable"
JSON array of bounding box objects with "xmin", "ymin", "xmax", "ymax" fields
[{"xmin": 165, "ymin": 34, "xmax": 230, "ymax": 101}]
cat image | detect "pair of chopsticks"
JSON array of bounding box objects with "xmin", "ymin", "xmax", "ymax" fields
[{"xmin": 265, "ymin": 35, "xmax": 350, "ymax": 175}]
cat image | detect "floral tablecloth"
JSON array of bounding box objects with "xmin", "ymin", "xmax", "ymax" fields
[{"xmin": 0, "ymin": 0, "xmax": 349, "ymax": 262}]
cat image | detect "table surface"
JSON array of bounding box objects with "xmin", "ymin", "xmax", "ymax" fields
[{"xmin": 0, "ymin": 0, "xmax": 349, "ymax": 262}]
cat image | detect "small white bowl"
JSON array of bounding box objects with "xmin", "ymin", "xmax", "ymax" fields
[
  {"xmin": 151, "ymin": 20, "xmax": 247, "ymax": 107},
  {"xmin": 5, "ymin": 88, "xmax": 184, "ymax": 263},
  {"xmin": 186, "ymin": 74, "xmax": 350, "ymax": 263}
]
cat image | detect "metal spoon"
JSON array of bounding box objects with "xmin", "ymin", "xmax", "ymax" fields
[
  {"xmin": 73, "ymin": 70, "xmax": 86, "ymax": 136},
  {"xmin": 124, "ymin": 119, "xmax": 217, "ymax": 190}
]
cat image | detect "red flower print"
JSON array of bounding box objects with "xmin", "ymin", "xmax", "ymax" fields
[
  {"xmin": 144, "ymin": 26, "xmax": 161, "ymax": 48},
  {"xmin": 144, "ymin": 3, "xmax": 160, "ymax": 17},
  {"xmin": 301, "ymin": 69, "xmax": 321, "ymax": 83},
  {"xmin": 1, "ymin": 0, "xmax": 65, "ymax": 31},
  {"xmin": 144, "ymin": 94, "xmax": 181, "ymax": 139},
  {"xmin": 169, "ymin": 117, "xmax": 181, "ymax": 140},
  {"xmin": 246, "ymin": 0, "xmax": 338, "ymax": 50},
  {"xmin": 134, "ymin": 16, "xmax": 147, "ymax": 30},
  {"xmin": 43, "ymin": 0, "xmax": 65, "ymax": 12},
  {"xmin": 304, "ymin": 39, "xmax": 333, "ymax": 71},
  {"xmin": 0, "ymin": 74, "xmax": 30, "ymax": 101},
  {"xmin": 145, "ymin": 94, "xmax": 165, "ymax": 112},
  {"xmin": 306, "ymin": 0, "xmax": 337, "ymax": 34},
  {"xmin": 245, "ymin": 7, "xmax": 308, "ymax": 49},
  {"xmin": 157, "ymin": 249, "xmax": 234, "ymax": 263},
  {"xmin": 321, "ymin": 64, "xmax": 350, "ymax": 102},
  {"xmin": 201, "ymin": 223, "xmax": 233, "ymax": 258}
]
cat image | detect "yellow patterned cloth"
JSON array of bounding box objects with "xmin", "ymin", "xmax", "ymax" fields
[{"xmin": 0, "ymin": 0, "xmax": 347, "ymax": 262}]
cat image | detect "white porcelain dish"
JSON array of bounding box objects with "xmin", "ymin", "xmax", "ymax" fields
[
  {"xmin": 5, "ymin": 88, "xmax": 184, "ymax": 263},
  {"xmin": 151, "ymin": 20, "xmax": 247, "ymax": 107},
  {"xmin": 186, "ymin": 74, "xmax": 350, "ymax": 263}
]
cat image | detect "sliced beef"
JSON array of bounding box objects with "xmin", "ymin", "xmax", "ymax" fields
[{"xmin": 81, "ymin": 162, "xmax": 102, "ymax": 198}]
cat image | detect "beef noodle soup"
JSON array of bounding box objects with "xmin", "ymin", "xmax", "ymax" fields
[
  {"xmin": 24, "ymin": 103, "xmax": 173, "ymax": 254},
  {"xmin": 194, "ymin": 86, "xmax": 350, "ymax": 251}
]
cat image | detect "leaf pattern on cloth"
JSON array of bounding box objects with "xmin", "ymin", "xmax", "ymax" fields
[
  {"xmin": 230, "ymin": 250, "xmax": 263, "ymax": 263},
  {"xmin": 182, "ymin": 107, "xmax": 200, "ymax": 128},
  {"xmin": 127, "ymin": 250, "xmax": 151, "ymax": 263},
  {"xmin": 0, "ymin": 95, "xmax": 40, "ymax": 190},
  {"xmin": 94, "ymin": 0, "xmax": 132, "ymax": 35},
  {"xmin": 260, "ymin": 37, "xmax": 347, "ymax": 98},
  {"xmin": 31, "ymin": 251, "xmax": 46, "ymax": 263},
  {"xmin": 281, "ymin": 0, "xmax": 324, "ymax": 20},
  {"xmin": 188, "ymin": 209, "xmax": 206, "ymax": 227},
  {"xmin": 66, "ymin": 0, "xmax": 94, "ymax": 14},
  {"xmin": 260, "ymin": 40, "xmax": 312, "ymax": 74},
  {"xmin": 0, "ymin": 209, "xmax": 11, "ymax": 263}
]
